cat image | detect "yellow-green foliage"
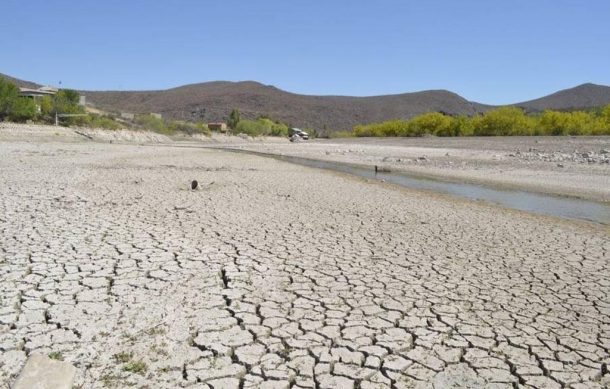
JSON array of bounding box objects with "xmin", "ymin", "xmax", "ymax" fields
[
  {"xmin": 354, "ymin": 119, "xmax": 409, "ymax": 137},
  {"xmin": 408, "ymin": 112, "xmax": 453, "ymax": 136},
  {"xmin": 349, "ymin": 105, "xmax": 610, "ymax": 137},
  {"xmin": 235, "ymin": 117, "xmax": 289, "ymax": 137},
  {"xmin": 0, "ymin": 77, "xmax": 38, "ymax": 122},
  {"xmin": 88, "ymin": 114, "xmax": 122, "ymax": 130},
  {"xmin": 329, "ymin": 130, "xmax": 355, "ymax": 138},
  {"xmin": 167, "ymin": 120, "xmax": 210, "ymax": 136},
  {"xmin": 136, "ymin": 114, "xmax": 170, "ymax": 133},
  {"xmin": 474, "ymin": 107, "xmax": 535, "ymax": 136}
]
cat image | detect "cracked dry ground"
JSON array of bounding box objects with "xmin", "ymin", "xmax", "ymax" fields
[{"xmin": 1, "ymin": 142, "xmax": 609, "ymax": 389}]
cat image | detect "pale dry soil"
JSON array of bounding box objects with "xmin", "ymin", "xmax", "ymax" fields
[
  {"xmin": 1, "ymin": 140, "xmax": 609, "ymax": 389},
  {"xmin": 226, "ymin": 136, "xmax": 610, "ymax": 202}
]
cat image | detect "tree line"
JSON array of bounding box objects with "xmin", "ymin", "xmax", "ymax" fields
[{"xmin": 332, "ymin": 106, "xmax": 610, "ymax": 138}]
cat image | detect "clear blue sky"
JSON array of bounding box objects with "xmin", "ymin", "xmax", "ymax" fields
[{"xmin": 1, "ymin": 0, "xmax": 609, "ymax": 104}]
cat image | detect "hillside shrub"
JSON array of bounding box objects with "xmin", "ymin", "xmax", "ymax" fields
[
  {"xmin": 88, "ymin": 115, "xmax": 122, "ymax": 130},
  {"xmin": 136, "ymin": 114, "xmax": 170, "ymax": 133}
]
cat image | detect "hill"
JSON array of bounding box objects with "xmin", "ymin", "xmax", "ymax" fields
[
  {"xmin": 83, "ymin": 82, "xmax": 482, "ymax": 132},
  {"xmin": 0, "ymin": 72, "xmax": 41, "ymax": 89},
  {"xmin": 517, "ymin": 83, "xmax": 610, "ymax": 112},
  {"xmin": 3, "ymin": 72, "xmax": 610, "ymax": 132}
]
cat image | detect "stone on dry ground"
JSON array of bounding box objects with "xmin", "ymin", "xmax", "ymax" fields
[{"xmin": 0, "ymin": 141, "xmax": 609, "ymax": 388}]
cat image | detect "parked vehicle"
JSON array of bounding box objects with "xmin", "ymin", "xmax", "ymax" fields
[{"xmin": 288, "ymin": 128, "xmax": 309, "ymax": 140}]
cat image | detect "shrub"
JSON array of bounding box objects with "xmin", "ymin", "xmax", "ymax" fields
[
  {"xmin": 354, "ymin": 120, "xmax": 409, "ymax": 137},
  {"xmin": 136, "ymin": 114, "xmax": 170, "ymax": 133},
  {"xmin": 167, "ymin": 120, "xmax": 211, "ymax": 136},
  {"xmin": 234, "ymin": 118, "xmax": 290, "ymax": 137},
  {"xmin": 0, "ymin": 78, "xmax": 19, "ymax": 120},
  {"xmin": 89, "ymin": 115, "xmax": 122, "ymax": 130},
  {"xmin": 123, "ymin": 360, "xmax": 147, "ymax": 375},
  {"xmin": 8, "ymin": 97, "xmax": 38, "ymax": 122},
  {"xmin": 473, "ymin": 107, "xmax": 533, "ymax": 136},
  {"xmin": 228, "ymin": 108, "xmax": 240, "ymax": 129},
  {"xmin": 408, "ymin": 112, "xmax": 453, "ymax": 136},
  {"xmin": 235, "ymin": 119, "xmax": 267, "ymax": 136},
  {"xmin": 450, "ymin": 115, "xmax": 475, "ymax": 136}
]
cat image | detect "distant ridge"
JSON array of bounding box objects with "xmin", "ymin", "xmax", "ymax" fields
[
  {"xmin": 0, "ymin": 73, "xmax": 41, "ymax": 89},
  {"xmin": 2, "ymin": 73, "xmax": 609, "ymax": 133},
  {"xmin": 82, "ymin": 81, "xmax": 483, "ymax": 132},
  {"xmin": 517, "ymin": 83, "xmax": 610, "ymax": 112}
]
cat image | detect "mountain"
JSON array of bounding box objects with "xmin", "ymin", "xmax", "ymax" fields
[
  {"xmin": 83, "ymin": 82, "xmax": 482, "ymax": 132},
  {"xmin": 517, "ymin": 83, "xmax": 610, "ymax": 112},
  {"xmin": 3, "ymin": 72, "xmax": 609, "ymax": 132}
]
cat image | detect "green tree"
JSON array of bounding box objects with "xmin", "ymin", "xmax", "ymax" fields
[
  {"xmin": 601, "ymin": 104, "xmax": 610, "ymax": 125},
  {"xmin": 228, "ymin": 108, "xmax": 240, "ymax": 129},
  {"xmin": 450, "ymin": 115, "xmax": 475, "ymax": 136},
  {"xmin": 40, "ymin": 95, "xmax": 54, "ymax": 117},
  {"xmin": 235, "ymin": 119, "xmax": 266, "ymax": 136},
  {"xmin": 54, "ymin": 89, "xmax": 83, "ymax": 114},
  {"xmin": 0, "ymin": 78, "xmax": 19, "ymax": 120},
  {"xmin": 8, "ymin": 97, "xmax": 38, "ymax": 122},
  {"xmin": 408, "ymin": 112, "xmax": 453, "ymax": 136},
  {"xmin": 474, "ymin": 107, "xmax": 533, "ymax": 136},
  {"xmin": 539, "ymin": 110, "xmax": 570, "ymax": 135}
]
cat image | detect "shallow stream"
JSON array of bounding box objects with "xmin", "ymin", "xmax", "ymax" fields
[{"xmin": 223, "ymin": 148, "xmax": 610, "ymax": 225}]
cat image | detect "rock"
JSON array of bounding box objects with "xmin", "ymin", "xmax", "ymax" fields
[
  {"xmin": 191, "ymin": 180, "xmax": 198, "ymax": 190},
  {"xmin": 557, "ymin": 164, "xmax": 564, "ymax": 168},
  {"xmin": 600, "ymin": 149, "xmax": 609, "ymax": 154},
  {"xmin": 13, "ymin": 354, "xmax": 76, "ymax": 389}
]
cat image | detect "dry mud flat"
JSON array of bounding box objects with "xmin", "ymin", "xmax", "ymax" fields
[
  {"xmin": 235, "ymin": 136, "xmax": 610, "ymax": 202},
  {"xmin": 0, "ymin": 140, "xmax": 609, "ymax": 389}
]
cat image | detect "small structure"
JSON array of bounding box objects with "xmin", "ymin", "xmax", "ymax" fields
[
  {"xmin": 19, "ymin": 86, "xmax": 58, "ymax": 113},
  {"xmin": 19, "ymin": 86, "xmax": 57, "ymax": 99},
  {"xmin": 120, "ymin": 112, "xmax": 135, "ymax": 120},
  {"xmin": 208, "ymin": 122, "xmax": 227, "ymax": 132}
]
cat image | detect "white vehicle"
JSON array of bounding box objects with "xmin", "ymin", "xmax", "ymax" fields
[{"xmin": 288, "ymin": 128, "xmax": 309, "ymax": 140}]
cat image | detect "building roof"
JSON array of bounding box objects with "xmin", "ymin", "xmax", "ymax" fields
[{"xmin": 19, "ymin": 87, "xmax": 57, "ymax": 96}]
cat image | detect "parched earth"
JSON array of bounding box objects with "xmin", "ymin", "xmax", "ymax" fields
[{"xmin": 0, "ymin": 141, "xmax": 609, "ymax": 388}]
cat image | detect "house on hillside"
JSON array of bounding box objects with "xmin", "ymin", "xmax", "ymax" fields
[
  {"xmin": 19, "ymin": 86, "xmax": 87, "ymax": 110},
  {"xmin": 19, "ymin": 86, "xmax": 57, "ymax": 99},
  {"xmin": 19, "ymin": 86, "xmax": 58, "ymax": 113}
]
